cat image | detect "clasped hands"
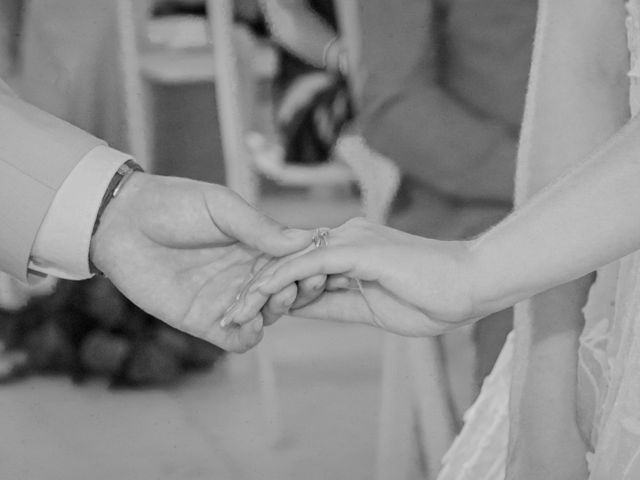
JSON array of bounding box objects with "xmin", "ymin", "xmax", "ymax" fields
[{"xmin": 89, "ymin": 173, "xmax": 483, "ymax": 354}]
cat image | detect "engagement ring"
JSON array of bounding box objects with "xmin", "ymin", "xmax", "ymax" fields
[{"xmin": 313, "ymin": 228, "xmax": 330, "ymax": 249}]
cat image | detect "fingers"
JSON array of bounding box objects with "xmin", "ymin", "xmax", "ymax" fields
[
  {"xmin": 227, "ymin": 275, "xmax": 325, "ymax": 327},
  {"xmin": 326, "ymin": 274, "xmax": 352, "ymax": 291},
  {"xmin": 213, "ymin": 314, "xmax": 265, "ymax": 353},
  {"xmin": 226, "ymin": 251, "xmax": 351, "ymax": 326},
  {"xmin": 178, "ymin": 266, "xmax": 267, "ymax": 352},
  {"xmin": 290, "ymin": 289, "xmax": 373, "ymax": 326},
  {"xmin": 206, "ymin": 188, "xmax": 313, "ymax": 256},
  {"xmin": 241, "ymin": 275, "xmax": 329, "ymax": 326},
  {"xmin": 291, "ymin": 274, "xmax": 327, "ymax": 309},
  {"xmin": 183, "ymin": 308, "xmax": 265, "ymax": 354},
  {"xmin": 226, "ymin": 248, "xmax": 360, "ymax": 326},
  {"xmin": 218, "ymin": 216, "xmax": 381, "ymax": 327},
  {"xmin": 233, "ymin": 314, "xmax": 265, "ymax": 353},
  {"xmin": 262, "ymin": 283, "xmax": 298, "ymax": 326},
  {"xmin": 219, "ymin": 245, "xmax": 326, "ymax": 326},
  {"xmin": 257, "ymin": 247, "xmax": 358, "ymax": 296}
]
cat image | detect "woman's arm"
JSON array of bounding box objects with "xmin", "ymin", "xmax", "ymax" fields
[
  {"xmin": 231, "ymin": 1, "xmax": 635, "ymax": 334},
  {"xmin": 230, "ymin": 115, "xmax": 640, "ymax": 331},
  {"xmin": 469, "ymin": 114, "xmax": 640, "ymax": 315},
  {"xmin": 489, "ymin": 2, "xmax": 628, "ymax": 474},
  {"xmin": 261, "ymin": 0, "xmax": 344, "ymax": 71}
]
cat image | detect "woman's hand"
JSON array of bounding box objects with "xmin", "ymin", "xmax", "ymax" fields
[{"xmin": 228, "ymin": 218, "xmax": 481, "ymax": 336}]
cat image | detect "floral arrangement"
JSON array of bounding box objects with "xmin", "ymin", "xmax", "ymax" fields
[{"xmin": 0, "ymin": 277, "xmax": 225, "ymax": 387}]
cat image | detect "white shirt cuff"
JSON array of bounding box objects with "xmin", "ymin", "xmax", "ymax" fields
[{"xmin": 29, "ymin": 146, "xmax": 133, "ymax": 280}]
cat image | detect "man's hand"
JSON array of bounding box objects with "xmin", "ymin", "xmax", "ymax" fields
[{"xmin": 89, "ymin": 173, "xmax": 313, "ymax": 353}]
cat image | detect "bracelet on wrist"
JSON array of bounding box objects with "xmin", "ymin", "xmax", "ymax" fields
[
  {"xmin": 322, "ymin": 35, "xmax": 340, "ymax": 71},
  {"xmin": 89, "ymin": 159, "xmax": 143, "ymax": 275}
]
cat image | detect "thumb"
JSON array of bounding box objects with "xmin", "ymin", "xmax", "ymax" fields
[{"xmin": 208, "ymin": 189, "xmax": 313, "ymax": 256}]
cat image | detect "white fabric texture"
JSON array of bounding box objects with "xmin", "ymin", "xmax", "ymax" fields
[
  {"xmin": 582, "ymin": 7, "xmax": 640, "ymax": 473},
  {"xmin": 29, "ymin": 146, "xmax": 129, "ymax": 279}
]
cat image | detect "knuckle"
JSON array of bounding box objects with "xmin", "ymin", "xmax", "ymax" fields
[
  {"xmin": 309, "ymin": 276, "xmax": 326, "ymax": 291},
  {"xmin": 269, "ymin": 290, "xmax": 291, "ymax": 309},
  {"xmin": 281, "ymin": 291, "xmax": 296, "ymax": 307}
]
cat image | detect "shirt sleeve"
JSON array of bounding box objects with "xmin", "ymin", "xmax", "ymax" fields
[{"xmin": 29, "ymin": 146, "xmax": 132, "ymax": 280}]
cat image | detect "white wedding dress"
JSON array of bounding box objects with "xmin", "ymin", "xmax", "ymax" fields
[{"xmin": 438, "ymin": 1, "xmax": 640, "ymax": 478}]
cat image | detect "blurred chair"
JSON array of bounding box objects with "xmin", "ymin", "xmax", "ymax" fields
[
  {"xmin": 114, "ymin": 0, "xmax": 285, "ymax": 444},
  {"xmin": 210, "ymin": 2, "xmax": 359, "ymax": 197},
  {"xmin": 115, "ymin": 0, "xmax": 153, "ymax": 170}
]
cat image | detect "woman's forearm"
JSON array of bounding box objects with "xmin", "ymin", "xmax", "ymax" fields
[
  {"xmin": 469, "ymin": 115, "xmax": 640, "ymax": 314},
  {"xmin": 262, "ymin": 0, "xmax": 338, "ymax": 68}
]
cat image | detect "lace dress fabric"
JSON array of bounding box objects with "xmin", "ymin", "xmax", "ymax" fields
[{"xmin": 439, "ymin": 2, "xmax": 640, "ymax": 478}]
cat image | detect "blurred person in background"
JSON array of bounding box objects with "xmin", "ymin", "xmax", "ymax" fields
[
  {"xmin": 247, "ymin": 0, "xmax": 353, "ymax": 166},
  {"xmin": 234, "ymin": 3, "xmax": 635, "ymax": 476},
  {"xmin": 356, "ymin": 0, "xmax": 537, "ymax": 387},
  {"xmin": 154, "ymin": 0, "xmax": 353, "ymax": 166},
  {"xmin": 259, "ymin": 0, "xmax": 347, "ymax": 76},
  {"xmin": 0, "ymin": 0, "xmax": 24, "ymax": 79}
]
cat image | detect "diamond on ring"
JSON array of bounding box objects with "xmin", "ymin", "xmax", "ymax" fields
[{"xmin": 313, "ymin": 228, "xmax": 330, "ymax": 249}]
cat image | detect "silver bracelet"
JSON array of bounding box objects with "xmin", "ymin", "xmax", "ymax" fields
[
  {"xmin": 322, "ymin": 35, "xmax": 340, "ymax": 70},
  {"xmin": 90, "ymin": 160, "xmax": 143, "ymax": 275}
]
